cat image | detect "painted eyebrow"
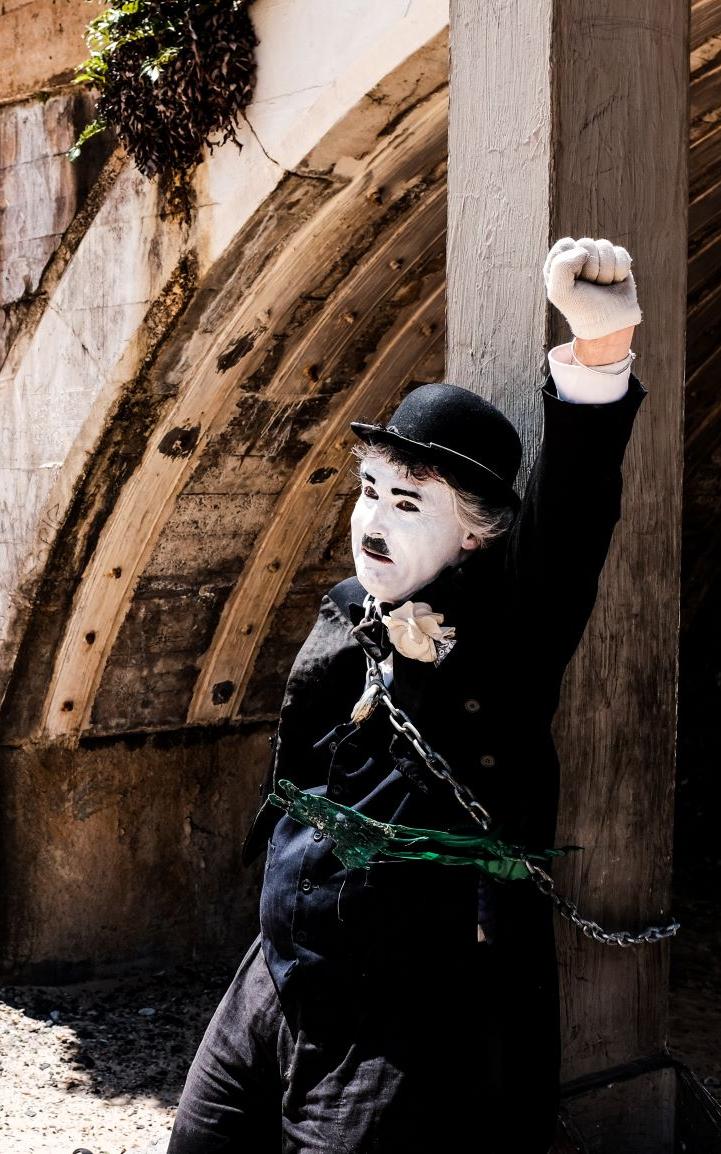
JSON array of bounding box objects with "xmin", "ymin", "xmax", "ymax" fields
[{"xmin": 360, "ymin": 469, "xmax": 422, "ymax": 502}]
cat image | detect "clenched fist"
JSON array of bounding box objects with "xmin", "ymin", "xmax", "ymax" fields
[{"xmin": 543, "ymin": 237, "xmax": 642, "ymax": 340}]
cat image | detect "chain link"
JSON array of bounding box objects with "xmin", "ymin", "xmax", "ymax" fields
[
  {"xmin": 522, "ymin": 860, "xmax": 680, "ymax": 946},
  {"xmin": 371, "ymin": 674, "xmax": 493, "ymax": 830},
  {"xmin": 357, "ymin": 619, "xmax": 679, "ymax": 947}
]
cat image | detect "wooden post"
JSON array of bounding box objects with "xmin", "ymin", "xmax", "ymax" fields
[{"xmin": 447, "ymin": 0, "xmax": 688, "ymax": 1132}]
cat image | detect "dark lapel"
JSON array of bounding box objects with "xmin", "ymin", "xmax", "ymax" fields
[{"xmin": 404, "ymin": 543, "xmax": 507, "ymax": 711}]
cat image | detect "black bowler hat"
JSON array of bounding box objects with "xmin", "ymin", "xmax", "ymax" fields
[{"xmin": 351, "ymin": 382, "xmax": 522, "ymax": 512}]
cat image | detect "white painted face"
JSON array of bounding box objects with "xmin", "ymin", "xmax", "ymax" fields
[{"xmin": 350, "ymin": 456, "xmax": 480, "ymax": 604}]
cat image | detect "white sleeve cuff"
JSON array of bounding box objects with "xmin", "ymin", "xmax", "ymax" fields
[{"xmin": 548, "ymin": 342, "xmax": 631, "ymax": 404}]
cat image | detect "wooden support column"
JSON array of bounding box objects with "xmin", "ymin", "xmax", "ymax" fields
[{"xmin": 447, "ymin": 0, "xmax": 688, "ymax": 1127}]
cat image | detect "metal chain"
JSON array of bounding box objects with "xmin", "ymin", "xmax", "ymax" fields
[
  {"xmin": 356, "ymin": 617, "xmax": 679, "ymax": 946},
  {"xmin": 366, "ymin": 672, "xmax": 493, "ymax": 831},
  {"xmin": 521, "ymin": 860, "xmax": 680, "ymax": 946}
]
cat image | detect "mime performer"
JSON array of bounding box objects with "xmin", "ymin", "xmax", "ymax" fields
[{"xmin": 167, "ymin": 237, "xmax": 651, "ymax": 1153}]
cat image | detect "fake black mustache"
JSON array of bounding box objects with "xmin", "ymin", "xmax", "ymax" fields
[{"xmin": 362, "ymin": 534, "xmax": 391, "ymax": 558}]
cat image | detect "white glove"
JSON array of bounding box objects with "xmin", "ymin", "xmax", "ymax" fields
[{"xmin": 543, "ymin": 237, "xmax": 643, "ymax": 340}]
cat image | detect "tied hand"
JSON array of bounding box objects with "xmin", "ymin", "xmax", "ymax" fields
[{"xmin": 543, "ymin": 237, "xmax": 642, "ymax": 345}]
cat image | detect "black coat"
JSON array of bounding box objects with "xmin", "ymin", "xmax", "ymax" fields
[
  {"xmin": 245, "ymin": 374, "xmax": 645, "ymax": 859},
  {"xmin": 243, "ymin": 374, "xmax": 646, "ymax": 1145}
]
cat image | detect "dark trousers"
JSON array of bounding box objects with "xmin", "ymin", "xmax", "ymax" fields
[{"xmin": 167, "ymin": 934, "xmax": 559, "ymax": 1153}]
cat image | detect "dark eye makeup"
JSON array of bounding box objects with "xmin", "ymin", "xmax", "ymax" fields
[{"xmin": 360, "ymin": 480, "xmax": 420, "ymax": 513}]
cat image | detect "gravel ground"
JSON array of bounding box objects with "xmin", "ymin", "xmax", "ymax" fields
[
  {"xmin": 0, "ymin": 954, "xmax": 240, "ymax": 1154},
  {"xmin": 0, "ymin": 909, "xmax": 718, "ymax": 1154}
]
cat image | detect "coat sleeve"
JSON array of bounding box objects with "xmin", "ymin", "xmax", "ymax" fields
[{"xmin": 504, "ymin": 372, "xmax": 647, "ymax": 678}]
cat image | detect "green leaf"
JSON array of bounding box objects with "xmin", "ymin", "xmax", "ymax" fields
[
  {"xmin": 66, "ymin": 119, "xmax": 107, "ymax": 163},
  {"xmin": 138, "ymin": 45, "xmax": 180, "ymax": 83}
]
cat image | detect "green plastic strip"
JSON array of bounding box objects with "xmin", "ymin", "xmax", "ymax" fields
[{"xmin": 268, "ymin": 779, "xmax": 576, "ymax": 880}]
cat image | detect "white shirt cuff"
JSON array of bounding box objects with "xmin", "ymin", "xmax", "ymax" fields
[{"xmin": 548, "ymin": 342, "xmax": 631, "ymax": 404}]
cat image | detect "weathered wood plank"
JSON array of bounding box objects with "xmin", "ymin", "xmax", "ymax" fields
[
  {"xmin": 692, "ymin": 0, "xmax": 721, "ymax": 52},
  {"xmin": 691, "ymin": 59, "xmax": 721, "ymax": 122},
  {"xmin": 446, "ymin": 0, "xmax": 550, "ymax": 464},
  {"xmin": 686, "ymin": 275, "xmax": 721, "ymax": 366},
  {"xmin": 686, "ymin": 342, "xmax": 721, "ymax": 453},
  {"xmin": 688, "ymin": 228, "xmax": 721, "ymax": 294},
  {"xmin": 689, "ymin": 174, "xmax": 721, "ymax": 243},
  {"xmin": 550, "ymin": 0, "xmax": 687, "ymax": 1080},
  {"xmin": 690, "ymin": 120, "xmax": 721, "ymax": 198},
  {"xmin": 564, "ymin": 1068, "xmax": 676, "ymax": 1154},
  {"xmin": 448, "ymin": 0, "xmax": 687, "ymax": 1090}
]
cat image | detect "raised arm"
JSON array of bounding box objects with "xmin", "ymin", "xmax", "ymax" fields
[{"xmin": 505, "ymin": 237, "xmax": 647, "ymax": 686}]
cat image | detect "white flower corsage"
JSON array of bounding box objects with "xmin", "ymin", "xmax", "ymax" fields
[{"xmin": 381, "ymin": 601, "xmax": 456, "ymax": 663}]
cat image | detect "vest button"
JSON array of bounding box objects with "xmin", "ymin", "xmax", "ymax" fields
[
  {"xmin": 329, "ymin": 783, "xmax": 343, "ymax": 798},
  {"xmin": 464, "ymin": 698, "xmax": 481, "ymax": 714},
  {"xmin": 480, "ymin": 753, "xmax": 496, "ymax": 768},
  {"xmin": 295, "ymin": 930, "xmax": 307, "ymax": 944},
  {"xmin": 312, "ymin": 830, "xmax": 324, "ymax": 842},
  {"xmin": 329, "ymin": 742, "xmax": 338, "ymax": 754},
  {"xmin": 300, "ymin": 878, "xmax": 313, "ymax": 894}
]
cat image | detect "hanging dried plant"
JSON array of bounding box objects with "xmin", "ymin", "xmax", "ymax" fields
[{"xmin": 68, "ymin": 0, "xmax": 258, "ymax": 179}]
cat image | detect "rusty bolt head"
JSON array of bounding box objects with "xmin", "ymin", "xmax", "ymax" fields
[{"xmin": 211, "ymin": 680, "xmax": 235, "ymax": 705}]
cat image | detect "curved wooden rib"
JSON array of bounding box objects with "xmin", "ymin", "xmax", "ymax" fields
[
  {"xmin": 187, "ymin": 281, "xmax": 445, "ymax": 724},
  {"xmin": 266, "ymin": 180, "xmax": 446, "ymax": 401},
  {"xmin": 38, "ymin": 89, "xmax": 447, "ymax": 740}
]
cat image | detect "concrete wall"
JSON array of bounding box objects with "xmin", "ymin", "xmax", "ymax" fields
[
  {"xmin": 0, "ymin": 0, "xmax": 449, "ymax": 979},
  {"xmin": 1, "ymin": 729, "xmax": 269, "ymax": 980},
  {"xmin": 0, "ymin": 0, "xmax": 94, "ymax": 102}
]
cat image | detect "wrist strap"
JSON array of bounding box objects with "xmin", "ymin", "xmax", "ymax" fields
[{"xmin": 570, "ymin": 337, "xmax": 636, "ymax": 375}]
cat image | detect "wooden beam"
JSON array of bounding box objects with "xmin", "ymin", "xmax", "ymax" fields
[
  {"xmin": 691, "ymin": 0, "xmax": 721, "ymax": 52},
  {"xmin": 448, "ymin": 0, "xmax": 687, "ymax": 1114},
  {"xmin": 689, "ymin": 174, "xmax": 721, "ymax": 244},
  {"xmin": 38, "ymin": 91, "xmax": 447, "ymax": 741},
  {"xmin": 691, "ymin": 59, "xmax": 721, "ymax": 123},
  {"xmin": 446, "ymin": 0, "xmax": 550, "ymax": 443},
  {"xmin": 688, "ymin": 228, "xmax": 721, "ymax": 295},
  {"xmin": 188, "ymin": 184, "xmax": 447, "ymax": 723},
  {"xmin": 690, "ymin": 120, "xmax": 721, "ymax": 199},
  {"xmin": 189, "ymin": 283, "xmax": 445, "ymax": 724},
  {"xmin": 687, "ymin": 275, "xmax": 721, "ymax": 366},
  {"xmin": 546, "ymin": 0, "xmax": 687, "ymax": 1089},
  {"xmin": 685, "ymin": 343, "xmax": 721, "ymax": 453}
]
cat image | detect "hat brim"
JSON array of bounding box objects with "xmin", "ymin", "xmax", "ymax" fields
[{"xmin": 350, "ymin": 421, "xmax": 521, "ymax": 513}]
